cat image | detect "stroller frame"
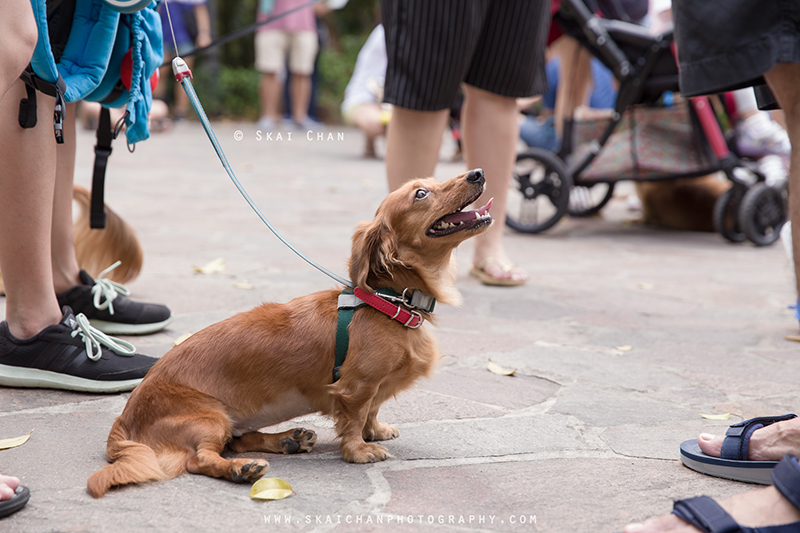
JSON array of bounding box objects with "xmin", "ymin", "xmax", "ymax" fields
[{"xmin": 506, "ymin": 0, "xmax": 787, "ymax": 245}]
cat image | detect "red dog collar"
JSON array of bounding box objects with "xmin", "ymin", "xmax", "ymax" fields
[{"xmin": 353, "ymin": 287, "xmax": 424, "ymax": 328}]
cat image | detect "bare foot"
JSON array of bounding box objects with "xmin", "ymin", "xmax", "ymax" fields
[
  {"xmin": 697, "ymin": 417, "xmax": 800, "ymax": 461},
  {"xmin": 623, "ymin": 485, "xmax": 800, "ymax": 532},
  {"xmin": 0, "ymin": 474, "xmax": 20, "ymax": 501}
]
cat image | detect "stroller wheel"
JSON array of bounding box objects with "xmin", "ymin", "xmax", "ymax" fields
[
  {"xmin": 713, "ymin": 186, "xmax": 747, "ymax": 243},
  {"xmin": 506, "ymin": 148, "xmax": 573, "ymax": 234},
  {"xmin": 568, "ymin": 182, "xmax": 616, "ymax": 217},
  {"xmin": 739, "ymin": 183, "xmax": 787, "ymax": 246}
]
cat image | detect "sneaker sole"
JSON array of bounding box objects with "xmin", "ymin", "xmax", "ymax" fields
[
  {"xmin": 88, "ymin": 316, "xmax": 173, "ymax": 336},
  {"xmin": 0, "ymin": 365, "xmax": 143, "ymax": 393}
]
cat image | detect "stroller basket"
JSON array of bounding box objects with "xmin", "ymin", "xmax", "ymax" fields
[{"xmin": 572, "ymin": 100, "xmax": 714, "ymax": 183}]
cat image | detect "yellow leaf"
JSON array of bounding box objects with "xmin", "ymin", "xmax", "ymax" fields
[
  {"xmin": 234, "ymin": 282, "xmax": 255, "ymax": 290},
  {"xmin": 786, "ymin": 335, "xmax": 800, "ymax": 343},
  {"xmin": 700, "ymin": 413, "xmax": 731, "ymax": 420},
  {"xmin": 250, "ymin": 478, "xmax": 294, "ymax": 501},
  {"xmin": 193, "ymin": 258, "xmax": 225, "ymax": 274},
  {"xmin": 0, "ymin": 431, "xmax": 32, "ymax": 450},
  {"xmin": 173, "ymin": 332, "xmax": 194, "ymax": 347},
  {"xmin": 487, "ymin": 359, "xmax": 516, "ymax": 376},
  {"xmin": 615, "ymin": 345, "xmax": 633, "ymax": 352},
  {"xmin": 637, "ymin": 282, "xmax": 655, "ymax": 290}
]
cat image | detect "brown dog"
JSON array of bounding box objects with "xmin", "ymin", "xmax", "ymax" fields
[
  {"xmin": 87, "ymin": 169, "xmax": 493, "ymax": 497},
  {"xmin": 635, "ymin": 176, "xmax": 731, "ymax": 232}
]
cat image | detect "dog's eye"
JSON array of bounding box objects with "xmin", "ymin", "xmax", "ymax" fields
[{"xmin": 414, "ymin": 189, "xmax": 429, "ymax": 201}]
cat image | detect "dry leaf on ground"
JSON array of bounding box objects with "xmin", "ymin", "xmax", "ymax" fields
[
  {"xmin": 700, "ymin": 413, "xmax": 731, "ymax": 420},
  {"xmin": 487, "ymin": 360, "xmax": 516, "ymax": 376},
  {"xmin": 193, "ymin": 258, "xmax": 225, "ymax": 274},
  {"xmin": 0, "ymin": 431, "xmax": 33, "ymax": 450},
  {"xmin": 250, "ymin": 478, "xmax": 294, "ymax": 501}
]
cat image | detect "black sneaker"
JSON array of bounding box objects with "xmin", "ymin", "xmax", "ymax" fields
[
  {"xmin": 0, "ymin": 307, "xmax": 157, "ymax": 393},
  {"xmin": 56, "ymin": 265, "xmax": 172, "ymax": 335}
]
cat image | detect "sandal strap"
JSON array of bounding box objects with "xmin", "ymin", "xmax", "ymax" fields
[
  {"xmin": 672, "ymin": 496, "xmax": 742, "ymax": 533},
  {"xmin": 772, "ymin": 455, "xmax": 800, "ymax": 512},
  {"xmin": 720, "ymin": 414, "xmax": 797, "ymax": 461}
]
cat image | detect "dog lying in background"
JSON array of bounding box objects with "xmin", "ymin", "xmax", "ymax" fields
[
  {"xmin": 87, "ymin": 169, "xmax": 493, "ymax": 498},
  {"xmin": 635, "ymin": 175, "xmax": 731, "ymax": 232},
  {"xmin": 0, "ymin": 185, "xmax": 142, "ymax": 296}
]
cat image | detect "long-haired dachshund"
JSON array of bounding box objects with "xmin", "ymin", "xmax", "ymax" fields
[{"xmin": 87, "ymin": 169, "xmax": 493, "ymax": 497}]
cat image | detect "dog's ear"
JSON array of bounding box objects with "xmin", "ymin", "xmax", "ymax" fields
[{"xmin": 349, "ymin": 216, "xmax": 399, "ymax": 291}]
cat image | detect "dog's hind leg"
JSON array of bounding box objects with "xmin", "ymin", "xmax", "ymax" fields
[
  {"xmin": 229, "ymin": 428, "xmax": 317, "ymax": 454},
  {"xmin": 183, "ymin": 420, "xmax": 269, "ymax": 483}
]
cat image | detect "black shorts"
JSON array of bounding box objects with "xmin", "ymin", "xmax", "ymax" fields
[
  {"xmin": 673, "ymin": 0, "xmax": 800, "ymax": 97},
  {"xmin": 382, "ymin": 0, "xmax": 550, "ymax": 111}
]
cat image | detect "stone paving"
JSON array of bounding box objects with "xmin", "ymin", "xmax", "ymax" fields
[{"xmin": 1, "ymin": 120, "xmax": 798, "ymax": 532}]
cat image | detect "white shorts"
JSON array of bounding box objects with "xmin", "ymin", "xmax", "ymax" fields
[{"xmin": 255, "ymin": 30, "xmax": 319, "ymax": 75}]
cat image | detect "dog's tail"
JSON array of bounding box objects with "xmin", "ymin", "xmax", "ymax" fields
[
  {"xmin": 86, "ymin": 420, "xmax": 167, "ymax": 498},
  {"xmin": 73, "ymin": 184, "xmax": 143, "ymax": 284}
]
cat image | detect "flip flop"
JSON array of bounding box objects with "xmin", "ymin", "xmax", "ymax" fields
[
  {"xmin": 469, "ymin": 257, "xmax": 526, "ymax": 287},
  {"xmin": 0, "ymin": 485, "xmax": 30, "ymax": 519},
  {"xmin": 671, "ymin": 454, "xmax": 800, "ymax": 532},
  {"xmin": 680, "ymin": 414, "xmax": 797, "ymax": 485}
]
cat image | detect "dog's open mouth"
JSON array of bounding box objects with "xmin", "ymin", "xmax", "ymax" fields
[{"xmin": 427, "ymin": 197, "xmax": 493, "ymax": 237}]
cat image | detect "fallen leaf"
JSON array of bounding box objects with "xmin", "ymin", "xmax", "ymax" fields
[
  {"xmin": 615, "ymin": 345, "xmax": 633, "ymax": 352},
  {"xmin": 786, "ymin": 335, "xmax": 800, "ymax": 343},
  {"xmin": 487, "ymin": 360, "xmax": 516, "ymax": 376},
  {"xmin": 250, "ymin": 478, "xmax": 294, "ymax": 501},
  {"xmin": 234, "ymin": 282, "xmax": 254, "ymax": 290},
  {"xmin": 0, "ymin": 431, "xmax": 33, "ymax": 450},
  {"xmin": 637, "ymin": 282, "xmax": 655, "ymax": 290},
  {"xmin": 700, "ymin": 413, "xmax": 731, "ymax": 420},
  {"xmin": 173, "ymin": 332, "xmax": 193, "ymax": 347},
  {"xmin": 193, "ymin": 258, "xmax": 225, "ymax": 274}
]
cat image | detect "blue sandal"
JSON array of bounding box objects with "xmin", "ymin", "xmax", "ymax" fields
[
  {"xmin": 680, "ymin": 414, "xmax": 797, "ymax": 485},
  {"xmin": 672, "ymin": 454, "xmax": 800, "ymax": 532},
  {"xmin": 0, "ymin": 485, "xmax": 29, "ymax": 519}
]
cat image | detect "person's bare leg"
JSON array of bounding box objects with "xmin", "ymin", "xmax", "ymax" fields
[
  {"xmin": 51, "ymin": 102, "xmax": 82, "ymax": 294},
  {"xmin": 551, "ymin": 36, "xmax": 593, "ymax": 141},
  {"xmin": 289, "ymin": 73, "xmax": 311, "ymax": 125},
  {"xmin": 461, "ymin": 84, "xmax": 527, "ymax": 283},
  {"xmin": 0, "ymin": 80, "xmax": 61, "ymax": 339},
  {"xmin": 259, "ymin": 72, "xmax": 281, "ymax": 123},
  {"xmin": 0, "ymin": 0, "xmax": 36, "ymax": 100},
  {"xmin": 385, "ymin": 106, "xmax": 449, "ymax": 191},
  {"xmin": 765, "ymin": 63, "xmax": 800, "ymax": 305}
]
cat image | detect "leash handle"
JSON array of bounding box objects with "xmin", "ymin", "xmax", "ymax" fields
[{"xmin": 174, "ymin": 58, "xmax": 353, "ymax": 289}]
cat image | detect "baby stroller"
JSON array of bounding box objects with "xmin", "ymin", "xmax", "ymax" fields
[{"xmin": 506, "ymin": 0, "xmax": 788, "ymax": 245}]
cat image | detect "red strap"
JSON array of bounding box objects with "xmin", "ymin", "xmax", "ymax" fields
[{"xmin": 353, "ymin": 287, "xmax": 424, "ymax": 328}]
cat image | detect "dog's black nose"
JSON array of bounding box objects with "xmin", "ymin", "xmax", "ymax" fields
[{"xmin": 467, "ymin": 168, "xmax": 484, "ymax": 184}]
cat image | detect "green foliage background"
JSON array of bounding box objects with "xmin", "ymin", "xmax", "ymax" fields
[{"xmin": 188, "ymin": 0, "xmax": 380, "ymax": 121}]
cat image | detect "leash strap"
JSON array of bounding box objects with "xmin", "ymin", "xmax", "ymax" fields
[
  {"xmin": 174, "ymin": 59, "xmax": 352, "ymax": 288},
  {"xmin": 90, "ymin": 107, "xmax": 114, "ymax": 229}
]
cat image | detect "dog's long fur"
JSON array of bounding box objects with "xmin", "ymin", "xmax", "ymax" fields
[
  {"xmin": 635, "ymin": 176, "xmax": 731, "ymax": 232},
  {"xmin": 73, "ymin": 184, "xmax": 143, "ymax": 283},
  {"xmin": 87, "ymin": 171, "xmax": 491, "ymax": 498},
  {"xmin": 0, "ymin": 185, "xmax": 142, "ymax": 296}
]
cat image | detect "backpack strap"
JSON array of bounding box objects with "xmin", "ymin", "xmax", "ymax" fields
[
  {"xmin": 18, "ymin": 67, "xmax": 67, "ymax": 143},
  {"xmin": 90, "ymin": 107, "xmax": 115, "ymax": 229}
]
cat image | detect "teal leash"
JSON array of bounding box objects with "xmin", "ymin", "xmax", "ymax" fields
[{"xmin": 172, "ymin": 57, "xmax": 353, "ymax": 289}]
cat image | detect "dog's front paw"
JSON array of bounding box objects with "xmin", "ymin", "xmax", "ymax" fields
[
  {"xmin": 364, "ymin": 422, "xmax": 399, "ymax": 442},
  {"xmin": 230, "ymin": 459, "xmax": 269, "ymax": 483},
  {"xmin": 341, "ymin": 442, "xmax": 390, "ymax": 463},
  {"xmin": 280, "ymin": 428, "xmax": 317, "ymax": 454}
]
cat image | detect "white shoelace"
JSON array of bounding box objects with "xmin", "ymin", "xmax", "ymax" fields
[
  {"xmin": 70, "ymin": 313, "xmax": 136, "ymax": 361},
  {"xmin": 90, "ymin": 261, "xmax": 131, "ymax": 316}
]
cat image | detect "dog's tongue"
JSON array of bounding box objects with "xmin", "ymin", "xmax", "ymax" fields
[{"xmin": 440, "ymin": 198, "xmax": 493, "ymax": 224}]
